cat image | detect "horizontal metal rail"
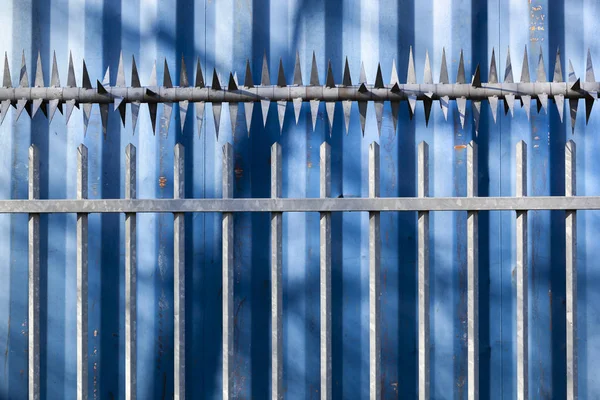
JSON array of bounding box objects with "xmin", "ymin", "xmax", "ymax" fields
[{"xmin": 1, "ymin": 196, "xmax": 599, "ymax": 213}]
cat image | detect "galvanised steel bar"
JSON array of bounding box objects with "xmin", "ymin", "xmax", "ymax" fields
[
  {"xmin": 565, "ymin": 140, "xmax": 578, "ymax": 400},
  {"xmin": 0, "ymin": 197, "xmax": 598, "ymax": 213},
  {"xmin": 418, "ymin": 142, "xmax": 430, "ymax": 400},
  {"xmin": 467, "ymin": 141, "xmax": 479, "ymax": 400},
  {"xmin": 28, "ymin": 145, "xmax": 40, "ymax": 400},
  {"xmin": 369, "ymin": 142, "xmax": 381, "ymax": 400},
  {"xmin": 222, "ymin": 143, "xmax": 234, "ymax": 400},
  {"xmin": 125, "ymin": 144, "xmax": 137, "ymax": 400},
  {"xmin": 516, "ymin": 141, "xmax": 528, "ymax": 400},
  {"xmin": 174, "ymin": 143, "xmax": 185, "ymax": 400},
  {"xmin": 76, "ymin": 144, "xmax": 89, "ymax": 400},
  {"xmin": 320, "ymin": 142, "xmax": 332, "ymax": 400},
  {"xmin": 270, "ymin": 143, "xmax": 283, "ymax": 400}
]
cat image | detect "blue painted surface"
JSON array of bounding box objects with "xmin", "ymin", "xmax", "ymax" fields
[{"xmin": 0, "ymin": 0, "xmax": 599, "ymax": 398}]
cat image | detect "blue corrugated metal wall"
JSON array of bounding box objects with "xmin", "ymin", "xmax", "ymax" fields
[{"xmin": 0, "ymin": 0, "xmax": 599, "ymax": 398}]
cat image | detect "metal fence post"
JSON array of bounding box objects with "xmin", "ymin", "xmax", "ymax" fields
[
  {"xmin": 125, "ymin": 144, "xmax": 137, "ymax": 400},
  {"xmin": 222, "ymin": 143, "xmax": 234, "ymax": 400},
  {"xmin": 77, "ymin": 144, "xmax": 89, "ymax": 400},
  {"xmin": 271, "ymin": 142, "xmax": 283, "ymax": 400},
  {"xmin": 516, "ymin": 141, "xmax": 528, "ymax": 400},
  {"xmin": 320, "ymin": 142, "xmax": 332, "ymax": 400},
  {"xmin": 418, "ymin": 141, "xmax": 430, "ymax": 400},
  {"xmin": 467, "ymin": 140, "xmax": 479, "ymax": 400},
  {"xmin": 28, "ymin": 145, "xmax": 40, "ymax": 400},
  {"xmin": 565, "ymin": 140, "xmax": 577, "ymax": 400},
  {"xmin": 369, "ymin": 142, "xmax": 381, "ymax": 400},
  {"xmin": 174, "ymin": 143, "xmax": 185, "ymax": 399}
]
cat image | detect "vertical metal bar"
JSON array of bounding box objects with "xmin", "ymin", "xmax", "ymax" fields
[
  {"xmin": 77, "ymin": 144, "xmax": 89, "ymax": 400},
  {"xmin": 418, "ymin": 141, "xmax": 430, "ymax": 400},
  {"xmin": 467, "ymin": 140, "xmax": 479, "ymax": 400},
  {"xmin": 369, "ymin": 142, "xmax": 381, "ymax": 400},
  {"xmin": 565, "ymin": 139, "xmax": 577, "ymax": 400},
  {"xmin": 174, "ymin": 143, "xmax": 185, "ymax": 400},
  {"xmin": 320, "ymin": 142, "xmax": 332, "ymax": 400},
  {"xmin": 271, "ymin": 143, "xmax": 283, "ymax": 400},
  {"xmin": 222, "ymin": 143, "xmax": 234, "ymax": 400},
  {"xmin": 516, "ymin": 141, "xmax": 528, "ymax": 400},
  {"xmin": 125, "ymin": 144, "xmax": 137, "ymax": 400},
  {"xmin": 28, "ymin": 145, "xmax": 40, "ymax": 400}
]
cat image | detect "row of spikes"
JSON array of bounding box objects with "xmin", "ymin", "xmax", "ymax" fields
[{"xmin": 3, "ymin": 46, "xmax": 597, "ymax": 137}]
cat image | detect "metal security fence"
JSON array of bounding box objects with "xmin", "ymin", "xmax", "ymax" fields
[{"xmin": 12, "ymin": 137, "xmax": 586, "ymax": 400}]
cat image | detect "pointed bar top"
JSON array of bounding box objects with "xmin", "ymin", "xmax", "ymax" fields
[
  {"xmin": 471, "ymin": 64, "xmax": 481, "ymax": 87},
  {"xmin": 67, "ymin": 51, "xmax": 77, "ymax": 88},
  {"xmin": 424, "ymin": 51, "xmax": 433, "ymax": 84},
  {"xmin": 553, "ymin": 48, "xmax": 563, "ymax": 82},
  {"xmin": 228, "ymin": 72, "xmax": 238, "ymax": 91},
  {"xmin": 261, "ymin": 51, "xmax": 270, "ymax": 85},
  {"xmin": 488, "ymin": 48, "xmax": 498, "ymax": 84},
  {"xmin": 19, "ymin": 50, "xmax": 28, "ymax": 88},
  {"xmin": 212, "ymin": 69, "xmax": 221, "ymax": 91},
  {"xmin": 131, "ymin": 56, "xmax": 141, "ymax": 88},
  {"xmin": 4, "ymin": 52, "xmax": 12, "ymax": 88},
  {"xmin": 439, "ymin": 48, "xmax": 449, "ymax": 84},
  {"xmin": 310, "ymin": 51, "xmax": 319, "ymax": 86},
  {"xmin": 244, "ymin": 59, "xmax": 254, "ymax": 88},
  {"xmin": 195, "ymin": 58, "xmax": 205, "ymax": 88},
  {"xmin": 35, "ymin": 52, "xmax": 44, "ymax": 88},
  {"xmin": 374, "ymin": 63, "xmax": 384, "ymax": 88},
  {"xmin": 293, "ymin": 51, "xmax": 302, "ymax": 85},
  {"xmin": 50, "ymin": 51, "xmax": 60, "ymax": 87},
  {"xmin": 407, "ymin": 46, "xmax": 416, "ymax": 84},
  {"xmin": 504, "ymin": 47, "xmax": 514, "ymax": 83},
  {"xmin": 537, "ymin": 47, "xmax": 547, "ymax": 82},
  {"xmin": 82, "ymin": 59, "xmax": 91, "ymax": 89},
  {"xmin": 116, "ymin": 51, "xmax": 125, "ymax": 87},
  {"xmin": 359, "ymin": 61, "xmax": 367, "ymax": 84},
  {"xmin": 163, "ymin": 59, "xmax": 173, "ymax": 88},
  {"xmin": 456, "ymin": 49, "xmax": 466, "ymax": 84},
  {"xmin": 325, "ymin": 60, "xmax": 335, "ymax": 88},
  {"xmin": 343, "ymin": 57, "xmax": 352, "ymax": 86},
  {"xmin": 521, "ymin": 45, "xmax": 530, "ymax": 83},
  {"xmin": 586, "ymin": 48, "xmax": 595, "ymax": 83},
  {"xmin": 390, "ymin": 59, "xmax": 399, "ymax": 86},
  {"xmin": 277, "ymin": 58, "xmax": 286, "ymax": 87}
]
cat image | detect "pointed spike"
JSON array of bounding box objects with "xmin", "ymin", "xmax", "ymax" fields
[
  {"xmin": 537, "ymin": 47, "xmax": 547, "ymax": 82},
  {"xmin": 0, "ymin": 100, "xmax": 11, "ymax": 125},
  {"xmin": 569, "ymin": 98, "xmax": 578, "ymax": 133},
  {"xmin": 423, "ymin": 98, "xmax": 433, "ymax": 127},
  {"xmin": 358, "ymin": 101, "xmax": 367, "ymax": 136},
  {"xmin": 568, "ymin": 59, "xmax": 579, "ymax": 87},
  {"xmin": 391, "ymin": 82, "xmax": 400, "ymax": 93},
  {"xmin": 293, "ymin": 98, "xmax": 302, "ymax": 124},
  {"xmin": 212, "ymin": 69, "xmax": 221, "ymax": 91},
  {"xmin": 374, "ymin": 63, "xmax": 384, "ymax": 89},
  {"xmin": 310, "ymin": 99, "xmax": 319, "ymax": 131},
  {"xmin": 244, "ymin": 59, "xmax": 254, "ymax": 88},
  {"xmin": 488, "ymin": 48, "xmax": 498, "ymax": 83},
  {"xmin": 148, "ymin": 103, "xmax": 158, "ymax": 134},
  {"xmin": 243, "ymin": 102, "xmax": 253, "ymax": 135},
  {"xmin": 161, "ymin": 103, "xmax": 173, "ymax": 136},
  {"xmin": 51, "ymin": 52, "xmax": 60, "ymax": 87},
  {"xmin": 358, "ymin": 83, "xmax": 368, "ymax": 93},
  {"xmin": 65, "ymin": 99, "xmax": 76, "ymax": 124},
  {"xmin": 163, "ymin": 59, "xmax": 173, "ymax": 88},
  {"xmin": 180, "ymin": 56, "xmax": 189, "ymax": 87},
  {"xmin": 260, "ymin": 99, "xmax": 270, "ymax": 126},
  {"xmin": 424, "ymin": 51, "xmax": 433, "ymax": 84},
  {"xmin": 505, "ymin": 94, "xmax": 515, "ymax": 117},
  {"xmin": 440, "ymin": 96, "xmax": 449, "ymax": 120},
  {"xmin": 82, "ymin": 104, "xmax": 91, "ymax": 134},
  {"xmin": 522, "ymin": 95, "xmax": 531, "ymax": 120},
  {"xmin": 521, "ymin": 46, "xmax": 530, "ymax": 83},
  {"xmin": 148, "ymin": 61, "xmax": 157, "ymax": 87},
  {"xmin": 277, "ymin": 100, "xmax": 286, "ymax": 133},
  {"xmin": 229, "ymin": 102, "xmax": 238, "ymax": 136},
  {"xmin": 359, "ymin": 62, "xmax": 367, "ymax": 84},
  {"xmin": 456, "ymin": 97, "xmax": 466, "ymax": 128},
  {"xmin": 310, "ymin": 52, "xmax": 319, "ymax": 86},
  {"xmin": 538, "ymin": 93, "xmax": 548, "ymax": 114},
  {"xmin": 374, "ymin": 101, "xmax": 383, "ymax": 136},
  {"xmin": 488, "ymin": 96, "xmax": 498, "ymax": 123},
  {"xmin": 261, "ymin": 52, "xmax": 270, "ymax": 85},
  {"xmin": 473, "ymin": 100, "xmax": 481, "ymax": 136},
  {"xmin": 114, "ymin": 96, "xmax": 125, "ymax": 111},
  {"xmin": 471, "ymin": 64, "xmax": 481, "ymax": 87},
  {"xmin": 553, "ymin": 48, "xmax": 563, "ymax": 82},
  {"xmin": 505, "ymin": 47, "xmax": 514, "ymax": 83},
  {"xmin": 293, "ymin": 51, "xmax": 303, "ymax": 85},
  {"xmin": 19, "ymin": 51, "xmax": 28, "ymax": 87},
  {"xmin": 232, "ymin": 73, "xmax": 238, "ymax": 89},
  {"xmin": 326, "ymin": 101, "xmax": 335, "ymax": 133},
  {"xmin": 343, "ymin": 100, "xmax": 352, "ymax": 134},
  {"xmin": 179, "ymin": 100, "xmax": 189, "ymax": 131},
  {"xmin": 407, "ymin": 46, "xmax": 416, "ymax": 84},
  {"xmin": 81, "ymin": 59, "xmax": 91, "ymax": 89},
  {"xmin": 35, "ymin": 52, "xmax": 44, "ymax": 87},
  {"xmin": 32, "ymin": 99, "xmax": 43, "ymax": 118},
  {"xmin": 326, "ymin": 60, "xmax": 336, "ymax": 88},
  {"xmin": 456, "ymin": 50, "xmax": 466, "ymax": 84},
  {"xmin": 15, "ymin": 99, "xmax": 27, "ymax": 121},
  {"xmin": 439, "ymin": 48, "xmax": 449, "ymax": 84},
  {"xmin": 131, "ymin": 56, "xmax": 141, "ymax": 88},
  {"xmin": 102, "ymin": 66, "xmax": 110, "ymax": 87},
  {"xmin": 3, "ymin": 53, "xmax": 11, "ymax": 87},
  {"xmin": 228, "ymin": 72, "xmax": 238, "ymax": 91},
  {"xmin": 571, "ymin": 78, "xmax": 581, "ymax": 92},
  {"xmin": 586, "ymin": 49, "xmax": 595, "ymax": 83},
  {"xmin": 277, "ymin": 59, "xmax": 286, "ymax": 87},
  {"xmin": 131, "ymin": 102, "xmax": 140, "ymax": 134},
  {"xmin": 213, "ymin": 103, "xmax": 222, "ymax": 138},
  {"xmin": 48, "ymin": 99, "xmax": 59, "ymax": 122},
  {"xmin": 555, "ymin": 94, "xmax": 564, "ymax": 122},
  {"xmin": 408, "ymin": 95, "xmax": 417, "ymax": 116},
  {"xmin": 116, "ymin": 52, "xmax": 125, "ymax": 87},
  {"xmin": 343, "ymin": 57, "xmax": 352, "ymax": 86},
  {"xmin": 195, "ymin": 102, "xmax": 205, "ymax": 137},
  {"xmin": 585, "ymin": 97, "xmax": 594, "ymax": 124},
  {"xmin": 99, "ymin": 103, "xmax": 109, "ymax": 136},
  {"xmin": 97, "ymin": 80, "xmax": 108, "ymax": 95},
  {"xmin": 195, "ymin": 58, "xmax": 205, "ymax": 88}
]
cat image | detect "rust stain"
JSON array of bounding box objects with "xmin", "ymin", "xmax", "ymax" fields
[
  {"xmin": 158, "ymin": 176, "xmax": 167, "ymax": 188},
  {"xmin": 454, "ymin": 144, "xmax": 467, "ymax": 150}
]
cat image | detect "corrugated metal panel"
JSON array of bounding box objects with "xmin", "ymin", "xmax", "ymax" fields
[{"xmin": 0, "ymin": 0, "xmax": 599, "ymax": 399}]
